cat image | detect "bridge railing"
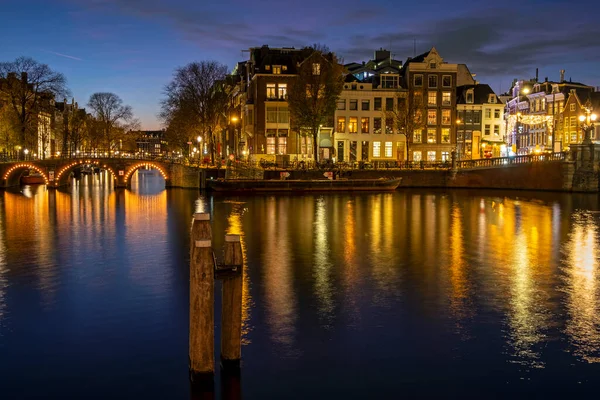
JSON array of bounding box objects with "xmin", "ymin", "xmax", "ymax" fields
[{"xmin": 455, "ymin": 152, "xmax": 566, "ymax": 170}]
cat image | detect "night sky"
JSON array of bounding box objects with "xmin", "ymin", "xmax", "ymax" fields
[{"xmin": 2, "ymin": 0, "xmax": 599, "ymax": 129}]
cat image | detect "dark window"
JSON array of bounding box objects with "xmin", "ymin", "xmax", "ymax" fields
[
  {"xmin": 374, "ymin": 117, "xmax": 382, "ymax": 134},
  {"xmin": 428, "ymin": 75, "xmax": 438, "ymax": 88},
  {"xmin": 385, "ymin": 98, "xmax": 394, "ymax": 110},
  {"xmin": 349, "ymin": 100, "xmax": 358, "ymax": 110},
  {"xmin": 361, "ymin": 100, "xmax": 370, "ymax": 111},
  {"xmin": 374, "ymin": 98, "xmax": 382, "ymax": 111},
  {"xmin": 337, "ymin": 141, "xmax": 345, "ymax": 162}
]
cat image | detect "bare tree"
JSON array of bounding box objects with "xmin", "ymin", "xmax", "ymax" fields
[
  {"xmin": 0, "ymin": 57, "xmax": 69, "ymax": 153},
  {"xmin": 0, "ymin": 103, "xmax": 19, "ymax": 156},
  {"xmin": 386, "ymin": 87, "xmax": 426, "ymax": 161},
  {"xmin": 160, "ymin": 61, "xmax": 229, "ymax": 163},
  {"xmin": 87, "ymin": 92, "xmax": 134, "ymax": 151},
  {"xmin": 287, "ymin": 48, "xmax": 345, "ymax": 163}
]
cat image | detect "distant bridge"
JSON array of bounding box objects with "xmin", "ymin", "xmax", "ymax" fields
[{"xmin": 0, "ymin": 157, "xmax": 204, "ymax": 189}]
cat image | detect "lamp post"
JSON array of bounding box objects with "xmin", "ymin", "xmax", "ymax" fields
[
  {"xmin": 231, "ymin": 116, "xmax": 239, "ymax": 158},
  {"xmin": 579, "ymin": 106, "xmax": 597, "ymax": 145}
]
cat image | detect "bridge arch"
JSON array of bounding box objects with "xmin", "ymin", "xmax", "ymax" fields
[
  {"xmin": 54, "ymin": 160, "xmax": 118, "ymax": 187},
  {"xmin": 2, "ymin": 163, "xmax": 50, "ymax": 187},
  {"xmin": 124, "ymin": 162, "xmax": 168, "ymax": 186}
]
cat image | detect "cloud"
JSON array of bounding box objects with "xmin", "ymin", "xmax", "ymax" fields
[{"xmin": 43, "ymin": 50, "xmax": 83, "ymax": 61}]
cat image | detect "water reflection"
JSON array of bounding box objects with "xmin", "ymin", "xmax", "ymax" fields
[
  {"xmin": 314, "ymin": 196, "xmax": 335, "ymax": 325},
  {"xmin": 263, "ymin": 197, "xmax": 298, "ymax": 356},
  {"xmin": 562, "ymin": 212, "xmax": 600, "ymax": 363},
  {"xmin": 224, "ymin": 202, "xmax": 253, "ymax": 344}
]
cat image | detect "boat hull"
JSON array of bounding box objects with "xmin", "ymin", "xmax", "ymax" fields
[
  {"xmin": 21, "ymin": 175, "xmax": 46, "ymax": 185},
  {"xmin": 208, "ymin": 178, "xmax": 401, "ymax": 193}
]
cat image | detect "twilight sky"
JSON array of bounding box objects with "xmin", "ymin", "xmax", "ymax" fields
[{"xmin": 1, "ymin": 0, "xmax": 599, "ymax": 129}]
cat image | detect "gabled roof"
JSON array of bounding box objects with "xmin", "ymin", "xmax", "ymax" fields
[{"xmin": 456, "ymin": 84, "xmax": 499, "ymax": 105}]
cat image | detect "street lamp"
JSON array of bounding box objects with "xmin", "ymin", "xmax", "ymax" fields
[{"xmin": 579, "ymin": 107, "xmax": 597, "ymax": 144}]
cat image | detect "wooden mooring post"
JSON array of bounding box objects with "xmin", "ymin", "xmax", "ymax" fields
[
  {"xmin": 221, "ymin": 234, "xmax": 243, "ymax": 370},
  {"xmin": 189, "ymin": 213, "xmax": 244, "ymax": 387},
  {"xmin": 189, "ymin": 213, "xmax": 215, "ymax": 384}
]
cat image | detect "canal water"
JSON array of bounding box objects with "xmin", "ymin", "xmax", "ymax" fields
[{"xmin": 1, "ymin": 171, "xmax": 600, "ymax": 398}]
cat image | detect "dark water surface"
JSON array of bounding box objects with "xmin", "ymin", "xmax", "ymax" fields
[{"xmin": 1, "ymin": 172, "xmax": 600, "ymax": 399}]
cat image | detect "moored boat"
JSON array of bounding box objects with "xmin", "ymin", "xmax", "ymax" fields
[
  {"xmin": 21, "ymin": 171, "xmax": 45, "ymax": 185},
  {"xmin": 208, "ymin": 177, "xmax": 402, "ymax": 193}
]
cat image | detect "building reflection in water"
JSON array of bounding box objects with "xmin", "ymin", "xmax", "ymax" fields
[
  {"xmin": 341, "ymin": 198, "xmax": 361, "ymax": 328},
  {"xmin": 562, "ymin": 212, "xmax": 600, "ymax": 363},
  {"xmin": 263, "ymin": 196, "xmax": 298, "ymax": 356},
  {"xmin": 224, "ymin": 202, "xmax": 253, "ymax": 345},
  {"xmin": 314, "ymin": 196, "xmax": 335, "ymax": 325},
  {"xmin": 448, "ymin": 203, "xmax": 472, "ymax": 339},
  {"xmin": 0, "ymin": 197, "xmax": 6, "ymax": 327}
]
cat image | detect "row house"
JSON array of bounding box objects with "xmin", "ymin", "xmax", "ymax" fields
[
  {"xmin": 456, "ymin": 84, "xmax": 504, "ymax": 158},
  {"xmin": 558, "ymin": 90, "xmax": 600, "ymax": 147},
  {"xmin": 401, "ymin": 47, "xmax": 475, "ymax": 162},
  {"xmin": 504, "ymin": 71, "xmax": 596, "ymax": 154},
  {"xmin": 335, "ymin": 49, "xmax": 406, "ymax": 164},
  {"xmin": 232, "ymin": 46, "xmax": 319, "ymax": 163},
  {"xmin": 334, "ymin": 73, "xmax": 407, "ymax": 164}
]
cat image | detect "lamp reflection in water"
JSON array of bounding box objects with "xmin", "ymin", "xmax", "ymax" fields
[
  {"xmin": 448, "ymin": 204, "xmax": 472, "ymax": 339},
  {"xmin": 314, "ymin": 196, "xmax": 334, "ymax": 325},
  {"xmin": 562, "ymin": 212, "xmax": 600, "ymax": 363},
  {"xmin": 225, "ymin": 202, "xmax": 253, "ymax": 344},
  {"xmin": 264, "ymin": 197, "xmax": 298, "ymax": 356}
]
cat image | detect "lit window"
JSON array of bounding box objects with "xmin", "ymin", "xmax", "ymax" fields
[
  {"xmin": 312, "ymin": 63, "xmax": 321, "ymax": 75},
  {"xmin": 413, "ymin": 130, "xmax": 422, "ymax": 143},
  {"xmin": 385, "ymin": 142, "xmax": 393, "ymax": 157},
  {"xmin": 428, "ymin": 110, "xmax": 437, "ymax": 125},
  {"xmin": 266, "ymin": 132, "xmax": 276, "ymax": 154},
  {"xmin": 337, "ymin": 117, "xmax": 346, "ymax": 133},
  {"xmin": 277, "ymin": 134, "xmax": 287, "ymax": 154},
  {"xmin": 413, "ymin": 151, "xmax": 422, "ymax": 161},
  {"xmin": 427, "ymin": 128, "xmax": 436, "ymax": 143},
  {"xmin": 427, "ymin": 151, "xmax": 436, "ymax": 161},
  {"xmin": 441, "ymin": 128, "xmax": 450, "ymax": 143},
  {"xmin": 485, "ymin": 109, "xmax": 491, "ymax": 118},
  {"xmin": 441, "ymin": 151, "xmax": 449, "ymax": 161},
  {"xmin": 428, "ymin": 92, "xmax": 437, "ymax": 106},
  {"xmin": 266, "ymin": 83, "xmax": 276, "ymax": 99},
  {"xmin": 442, "ymin": 109, "xmax": 450, "ymax": 125},
  {"xmin": 373, "ymin": 142, "xmax": 381, "ymax": 157},
  {"xmin": 348, "ymin": 117, "xmax": 358, "ymax": 133},
  {"xmin": 442, "ymin": 92, "xmax": 451, "ymax": 106},
  {"xmin": 494, "ymin": 125, "xmax": 500, "ymax": 135},
  {"xmin": 361, "ymin": 117, "xmax": 369, "ymax": 133},
  {"xmin": 277, "ymin": 83, "xmax": 287, "ymax": 99},
  {"xmin": 273, "ymin": 65, "xmax": 281, "ymax": 75}
]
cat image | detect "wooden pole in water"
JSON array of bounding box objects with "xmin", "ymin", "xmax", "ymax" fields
[
  {"xmin": 221, "ymin": 234, "xmax": 243, "ymax": 370},
  {"xmin": 189, "ymin": 212, "xmax": 215, "ymax": 384}
]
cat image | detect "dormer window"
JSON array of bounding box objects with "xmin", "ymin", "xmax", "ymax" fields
[
  {"xmin": 381, "ymin": 74, "xmax": 398, "ymax": 89},
  {"xmin": 430, "ymin": 62, "xmax": 436, "ymax": 69},
  {"xmin": 265, "ymin": 65, "xmax": 271, "ymax": 71},
  {"xmin": 272, "ymin": 65, "xmax": 281, "ymax": 74},
  {"xmin": 312, "ymin": 63, "xmax": 321, "ymax": 75},
  {"xmin": 282, "ymin": 65, "xmax": 287, "ymax": 71},
  {"xmin": 466, "ymin": 90, "xmax": 474, "ymax": 104},
  {"xmin": 488, "ymin": 94, "xmax": 496, "ymax": 103}
]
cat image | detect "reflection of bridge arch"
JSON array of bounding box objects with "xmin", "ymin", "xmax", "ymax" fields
[
  {"xmin": 124, "ymin": 162, "xmax": 168, "ymax": 185},
  {"xmin": 2, "ymin": 163, "xmax": 49, "ymax": 186},
  {"xmin": 55, "ymin": 160, "xmax": 117, "ymax": 184}
]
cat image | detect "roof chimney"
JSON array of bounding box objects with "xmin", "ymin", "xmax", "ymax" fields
[
  {"xmin": 560, "ymin": 69, "xmax": 565, "ymax": 82},
  {"xmin": 535, "ymin": 68, "xmax": 539, "ymax": 82}
]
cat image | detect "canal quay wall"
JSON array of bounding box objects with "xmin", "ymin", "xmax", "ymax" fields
[{"xmin": 257, "ymin": 160, "xmax": 594, "ymax": 192}]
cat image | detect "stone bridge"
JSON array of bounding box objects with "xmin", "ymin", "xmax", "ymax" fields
[{"xmin": 0, "ymin": 158, "xmax": 204, "ymax": 189}]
